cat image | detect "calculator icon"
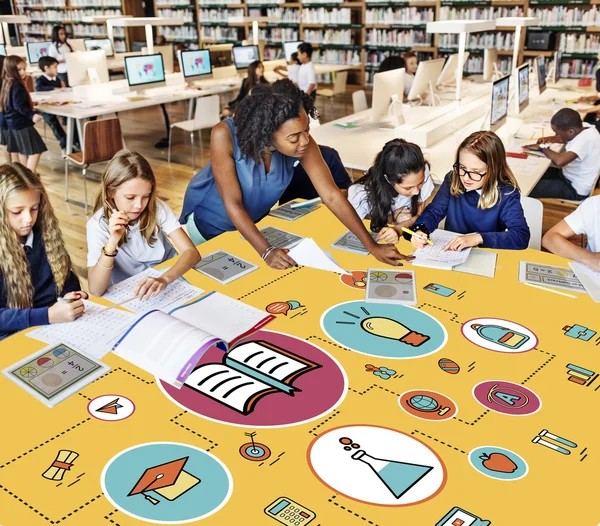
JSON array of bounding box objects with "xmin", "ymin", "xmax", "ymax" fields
[{"xmin": 264, "ymin": 497, "xmax": 316, "ymax": 525}]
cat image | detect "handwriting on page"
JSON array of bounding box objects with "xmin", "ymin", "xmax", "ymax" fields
[
  {"xmin": 26, "ymin": 300, "xmax": 137, "ymax": 358},
  {"xmin": 103, "ymin": 268, "xmax": 204, "ymax": 314},
  {"xmin": 415, "ymin": 231, "xmax": 471, "ymax": 266}
]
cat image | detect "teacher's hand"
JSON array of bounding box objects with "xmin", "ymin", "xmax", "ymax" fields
[
  {"xmin": 265, "ymin": 248, "xmax": 297, "ymax": 270},
  {"xmin": 371, "ymin": 244, "xmax": 414, "ymax": 266}
]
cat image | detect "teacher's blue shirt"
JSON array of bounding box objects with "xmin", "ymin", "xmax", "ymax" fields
[{"xmin": 180, "ymin": 118, "xmax": 297, "ymax": 240}]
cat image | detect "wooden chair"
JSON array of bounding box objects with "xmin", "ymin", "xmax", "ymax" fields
[
  {"xmin": 352, "ymin": 89, "xmax": 368, "ymax": 113},
  {"xmin": 64, "ymin": 118, "xmax": 124, "ymax": 215},
  {"xmin": 318, "ymin": 71, "xmax": 348, "ymax": 120}
]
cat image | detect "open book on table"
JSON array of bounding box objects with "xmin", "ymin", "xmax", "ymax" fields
[
  {"xmin": 184, "ymin": 340, "xmax": 321, "ymax": 415},
  {"xmin": 113, "ymin": 292, "xmax": 275, "ymax": 387}
]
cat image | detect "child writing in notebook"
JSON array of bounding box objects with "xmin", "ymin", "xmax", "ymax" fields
[
  {"xmin": 87, "ymin": 150, "xmax": 201, "ymax": 298},
  {"xmin": 542, "ymin": 195, "xmax": 600, "ymax": 271},
  {"xmin": 0, "ymin": 163, "xmax": 87, "ymax": 340},
  {"xmin": 410, "ymin": 131, "xmax": 530, "ymax": 251},
  {"xmin": 348, "ymin": 138, "xmax": 434, "ymax": 244},
  {"xmin": 0, "ymin": 56, "xmax": 46, "ymax": 172}
]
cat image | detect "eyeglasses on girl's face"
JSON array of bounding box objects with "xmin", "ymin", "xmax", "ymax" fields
[{"xmin": 453, "ymin": 163, "xmax": 486, "ymax": 182}]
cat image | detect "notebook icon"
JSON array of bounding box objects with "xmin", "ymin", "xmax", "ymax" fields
[{"xmin": 128, "ymin": 457, "xmax": 200, "ymax": 505}]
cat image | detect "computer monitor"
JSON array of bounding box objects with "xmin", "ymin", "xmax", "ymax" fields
[
  {"xmin": 84, "ymin": 38, "xmax": 114, "ymax": 57},
  {"xmin": 179, "ymin": 49, "xmax": 212, "ymax": 81},
  {"xmin": 483, "ymin": 48, "xmax": 498, "ymax": 82},
  {"xmin": 407, "ymin": 58, "xmax": 445, "ymax": 102},
  {"xmin": 232, "ymin": 45, "xmax": 260, "ymax": 70},
  {"xmin": 65, "ymin": 50, "xmax": 109, "ymax": 86},
  {"xmin": 536, "ymin": 56, "xmax": 546, "ymax": 95},
  {"xmin": 491, "ymin": 74, "xmax": 510, "ymax": 132},
  {"xmin": 124, "ymin": 53, "xmax": 166, "ymax": 91},
  {"xmin": 283, "ymin": 40, "xmax": 302, "ymax": 62},
  {"xmin": 516, "ymin": 63, "xmax": 529, "ymax": 114},
  {"xmin": 26, "ymin": 41, "xmax": 51, "ymax": 65},
  {"xmin": 437, "ymin": 52, "xmax": 470, "ymax": 86},
  {"xmin": 371, "ymin": 68, "xmax": 405, "ymax": 126},
  {"xmin": 0, "ymin": 44, "xmax": 5, "ymax": 56}
]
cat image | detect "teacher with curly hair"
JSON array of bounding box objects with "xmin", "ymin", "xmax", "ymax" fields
[{"xmin": 180, "ymin": 79, "xmax": 410, "ymax": 269}]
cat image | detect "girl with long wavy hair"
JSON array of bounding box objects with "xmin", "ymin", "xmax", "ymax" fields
[
  {"xmin": 0, "ymin": 163, "xmax": 87, "ymax": 340},
  {"xmin": 348, "ymin": 138, "xmax": 434, "ymax": 244},
  {"xmin": 87, "ymin": 150, "xmax": 200, "ymax": 298},
  {"xmin": 410, "ymin": 131, "xmax": 530, "ymax": 251}
]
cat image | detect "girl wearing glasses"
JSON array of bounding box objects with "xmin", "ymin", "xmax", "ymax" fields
[
  {"xmin": 410, "ymin": 131, "xmax": 530, "ymax": 251},
  {"xmin": 348, "ymin": 138, "xmax": 434, "ymax": 244}
]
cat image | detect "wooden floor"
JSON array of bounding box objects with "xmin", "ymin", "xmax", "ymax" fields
[{"xmin": 35, "ymin": 91, "xmax": 585, "ymax": 289}]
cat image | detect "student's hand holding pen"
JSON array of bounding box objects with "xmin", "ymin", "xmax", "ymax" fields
[
  {"xmin": 48, "ymin": 291, "xmax": 88, "ymax": 323},
  {"xmin": 107, "ymin": 208, "xmax": 129, "ymax": 244},
  {"xmin": 410, "ymin": 230, "xmax": 430, "ymax": 249}
]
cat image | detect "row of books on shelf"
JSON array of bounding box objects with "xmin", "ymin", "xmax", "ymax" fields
[
  {"xmin": 24, "ymin": 0, "xmax": 122, "ymax": 6},
  {"xmin": 558, "ymin": 33, "xmax": 600, "ymax": 55},
  {"xmin": 315, "ymin": 48, "xmax": 362, "ymax": 65},
  {"xmin": 71, "ymin": 0, "xmax": 122, "ymax": 5},
  {"xmin": 365, "ymin": 49, "xmax": 433, "ymax": 69},
  {"xmin": 201, "ymin": 27, "xmax": 240, "ymax": 40},
  {"xmin": 265, "ymin": 8, "xmax": 300, "ymax": 22},
  {"xmin": 199, "ymin": 8, "xmax": 246, "ymax": 22},
  {"xmin": 160, "ymin": 26, "xmax": 199, "ymax": 40},
  {"xmin": 438, "ymin": 32, "xmax": 514, "ymax": 50},
  {"xmin": 304, "ymin": 29, "xmax": 352, "ymax": 44},
  {"xmin": 302, "ymin": 8, "xmax": 352, "ymax": 24},
  {"xmin": 527, "ymin": 6, "xmax": 600, "ymax": 27},
  {"xmin": 199, "ymin": 0, "xmax": 243, "ymax": 4},
  {"xmin": 158, "ymin": 9, "xmax": 196, "ymax": 23},
  {"xmin": 365, "ymin": 7, "xmax": 435, "ymax": 25},
  {"xmin": 157, "ymin": 0, "xmax": 194, "ymax": 6},
  {"xmin": 438, "ymin": 6, "xmax": 524, "ymax": 21},
  {"xmin": 251, "ymin": 28, "xmax": 300, "ymax": 41},
  {"xmin": 560, "ymin": 59, "xmax": 598, "ymax": 79},
  {"xmin": 365, "ymin": 29, "xmax": 432, "ymax": 47}
]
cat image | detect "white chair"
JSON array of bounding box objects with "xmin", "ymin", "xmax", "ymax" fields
[
  {"xmin": 352, "ymin": 89, "xmax": 368, "ymax": 113},
  {"xmin": 521, "ymin": 195, "xmax": 543, "ymax": 250},
  {"xmin": 318, "ymin": 71, "xmax": 348, "ymax": 120},
  {"xmin": 168, "ymin": 95, "xmax": 221, "ymax": 172}
]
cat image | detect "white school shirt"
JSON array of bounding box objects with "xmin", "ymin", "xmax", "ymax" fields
[
  {"xmin": 298, "ymin": 61, "xmax": 316, "ymax": 93},
  {"xmin": 86, "ymin": 200, "xmax": 181, "ymax": 287},
  {"xmin": 404, "ymin": 72, "xmax": 414, "ymax": 96},
  {"xmin": 48, "ymin": 42, "xmax": 71, "ymax": 74},
  {"xmin": 348, "ymin": 166, "xmax": 435, "ymax": 220},
  {"xmin": 563, "ymin": 126, "xmax": 600, "ymax": 197},
  {"xmin": 287, "ymin": 64, "xmax": 300, "ymax": 84},
  {"xmin": 565, "ymin": 194, "xmax": 600, "ymax": 253}
]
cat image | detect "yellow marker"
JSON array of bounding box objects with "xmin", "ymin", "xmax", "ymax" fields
[{"xmin": 401, "ymin": 227, "xmax": 433, "ymax": 245}]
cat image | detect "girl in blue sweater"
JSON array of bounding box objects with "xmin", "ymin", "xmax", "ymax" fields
[
  {"xmin": 0, "ymin": 163, "xmax": 87, "ymax": 340},
  {"xmin": 410, "ymin": 131, "xmax": 530, "ymax": 251}
]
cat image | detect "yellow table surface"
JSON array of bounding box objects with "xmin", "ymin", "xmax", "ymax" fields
[{"xmin": 0, "ymin": 205, "xmax": 597, "ymax": 526}]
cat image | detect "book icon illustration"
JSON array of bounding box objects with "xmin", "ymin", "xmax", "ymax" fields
[{"xmin": 184, "ymin": 340, "xmax": 321, "ymax": 415}]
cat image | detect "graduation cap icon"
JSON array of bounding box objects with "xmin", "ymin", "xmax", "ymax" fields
[{"xmin": 128, "ymin": 457, "xmax": 200, "ymax": 505}]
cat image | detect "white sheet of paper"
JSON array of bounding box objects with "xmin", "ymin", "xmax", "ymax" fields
[
  {"xmin": 26, "ymin": 300, "xmax": 137, "ymax": 358},
  {"xmin": 102, "ymin": 268, "xmax": 204, "ymax": 314},
  {"xmin": 411, "ymin": 230, "xmax": 472, "ymax": 270},
  {"xmin": 288, "ymin": 238, "xmax": 351, "ymax": 275},
  {"xmin": 454, "ymin": 249, "xmax": 497, "ymax": 278},
  {"xmin": 570, "ymin": 262, "xmax": 600, "ymax": 303}
]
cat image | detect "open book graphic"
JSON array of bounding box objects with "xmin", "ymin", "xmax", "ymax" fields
[
  {"xmin": 113, "ymin": 292, "xmax": 275, "ymax": 387},
  {"xmin": 184, "ymin": 340, "xmax": 321, "ymax": 415}
]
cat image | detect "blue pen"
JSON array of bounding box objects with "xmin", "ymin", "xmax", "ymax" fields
[{"xmin": 290, "ymin": 197, "xmax": 322, "ymax": 209}]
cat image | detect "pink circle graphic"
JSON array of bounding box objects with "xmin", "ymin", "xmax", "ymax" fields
[
  {"xmin": 159, "ymin": 330, "xmax": 347, "ymax": 428},
  {"xmin": 473, "ymin": 380, "xmax": 542, "ymax": 416}
]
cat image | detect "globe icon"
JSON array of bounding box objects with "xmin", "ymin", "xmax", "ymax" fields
[{"xmin": 408, "ymin": 395, "xmax": 439, "ymax": 412}]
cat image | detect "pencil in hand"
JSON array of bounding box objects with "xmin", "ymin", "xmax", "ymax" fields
[{"xmin": 401, "ymin": 227, "xmax": 433, "ymax": 245}]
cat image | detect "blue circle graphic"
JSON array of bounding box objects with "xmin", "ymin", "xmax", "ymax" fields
[
  {"xmin": 468, "ymin": 446, "xmax": 528, "ymax": 481},
  {"xmin": 321, "ymin": 300, "xmax": 447, "ymax": 359},
  {"xmin": 102, "ymin": 442, "xmax": 232, "ymax": 523}
]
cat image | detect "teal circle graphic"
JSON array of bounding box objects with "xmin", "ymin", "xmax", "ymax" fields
[
  {"xmin": 320, "ymin": 300, "xmax": 447, "ymax": 359},
  {"xmin": 101, "ymin": 442, "xmax": 232, "ymax": 524},
  {"xmin": 468, "ymin": 446, "xmax": 528, "ymax": 481}
]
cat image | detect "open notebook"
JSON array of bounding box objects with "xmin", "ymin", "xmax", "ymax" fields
[{"xmin": 113, "ymin": 292, "xmax": 275, "ymax": 387}]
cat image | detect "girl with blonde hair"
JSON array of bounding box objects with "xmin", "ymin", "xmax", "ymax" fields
[
  {"xmin": 0, "ymin": 163, "xmax": 86, "ymax": 340},
  {"xmin": 87, "ymin": 150, "xmax": 200, "ymax": 298},
  {"xmin": 410, "ymin": 131, "xmax": 530, "ymax": 251}
]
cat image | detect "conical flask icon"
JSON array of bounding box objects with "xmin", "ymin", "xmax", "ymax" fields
[{"xmin": 351, "ymin": 449, "xmax": 433, "ymax": 499}]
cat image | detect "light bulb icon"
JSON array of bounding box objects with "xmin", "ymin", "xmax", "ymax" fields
[{"xmin": 361, "ymin": 317, "xmax": 429, "ymax": 347}]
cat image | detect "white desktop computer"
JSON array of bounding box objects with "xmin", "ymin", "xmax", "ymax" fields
[
  {"xmin": 179, "ymin": 49, "xmax": 212, "ymax": 82},
  {"xmin": 371, "ymin": 67, "xmax": 405, "ymax": 127},
  {"xmin": 406, "ymin": 58, "xmax": 445, "ymax": 105},
  {"xmin": 65, "ymin": 50, "xmax": 109, "ymax": 86},
  {"xmin": 536, "ymin": 56, "xmax": 547, "ymax": 95},
  {"xmin": 26, "ymin": 41, "xmax": 51, "ymax": 65},
  {"xmin": 490, "ymin": 74, "xmax": 510, "ymax": 132},
  {"xmin": 437, "ymin": 52, "xmax": 470, "ymax": 86},
  {"xmin": 124, "ymin": 53, "xmax": 166, "ymax": 94},
  {"xmin": 516, "ymin": 63, "xmax": 529, "ymax": 114},
  {"xmin": 232, "ymin": 45, "xmax": 260, "ymax": 70},
  {"xmin": 84, "ymin": 38, "xmax": 114, "ymax": 58}
]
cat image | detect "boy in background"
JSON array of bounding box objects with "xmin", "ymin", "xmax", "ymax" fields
[
  {"xmin": 297, "ymin": 43, "xmax": 317, "ymax": 101},
  {"xmin": 402, "ymin": 51, "xmax": 418, "ymax": 96}
]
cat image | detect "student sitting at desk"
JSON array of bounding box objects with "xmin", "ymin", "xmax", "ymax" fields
[
  {"xmin": 180, "ymin": 79, "xmax": 409, "ymax": 269},
  {"xmin": 348, "ymin": 139, "xmax": 434, "ymax": 244},
  {"xmin": 402, "ymin": 51, "xmax": 418, "ymax": 97},
  {"xmin": 87, "ymin": 151, "xmax": 201, "ymax": 297},
  {"xmin": 542, "ymin": 195, "xmax": 600, "ymax": 271},
  {"xmin": 274, "ymin": 52, "xmax": 301, "ymax": 85},
  {"xmin": 0, "ymin": 163, "xmax": 87, "ymax": 341},
  {"xmin": 35, "ymin": 56, "xmax": 80, "ymax": 152},
  {"xmin": 410, "ymin": 131, "xmax": 530, "ymax": 251},
  {"xmin": 48, "ymin": 25, "xmax": 72, "ymax": 87},
  {"xmin": 222, "ymin": 60, "xmax": 270, "ymax": 118},
  {"xmin": 529, "ymin": 108, "xmax": 600, "ymax": 201}
]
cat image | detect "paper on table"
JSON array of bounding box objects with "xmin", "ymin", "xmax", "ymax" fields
[
  {"xmin": 103, "ymin": 267, "xmax": 204, "ymax": 314},
  {"xmin": 411, "ymin": 230, "xmax": 472, "ymax": 270},
  {"xmin": 570, "ymin": 262, "xmax": 600, "ymax": 303},
  {"xmin": 26, "ymin": 300, "xmax": 137, "ymax": 358},
  {"xmin": 454, "ymin": 249, "xmax": 497, "ymax": 278},
  {"xmin": 288, "ymin": 238, "xmax": 351, "ymax": 275}
]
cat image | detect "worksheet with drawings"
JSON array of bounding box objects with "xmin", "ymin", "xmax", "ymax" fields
[
  {"xmin": 268, "ymin": 200, "xmax": 320, "ymax": 221},
  {"xmin": 330, "ymin": 230, "xmax": 378, "ymax": 255},
  {"xmin": 193, "ymin": 250, "xmax": 258, "ymax": 284},
  {"xmin": 411, "ymin": 230, "xmax": 471, "ymax": 270},
  {"xmin": 102, "ymin": 268, "xmax": 204, "ymax": 314},
  {"xmin": 26, "ymin": 300, "xmax": 138, "ymax": 358}
]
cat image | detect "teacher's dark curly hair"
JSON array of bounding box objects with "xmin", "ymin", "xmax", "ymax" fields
[{"xmin": 234, "ymin": 79, "xmax": 319, "ymax": 163}]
